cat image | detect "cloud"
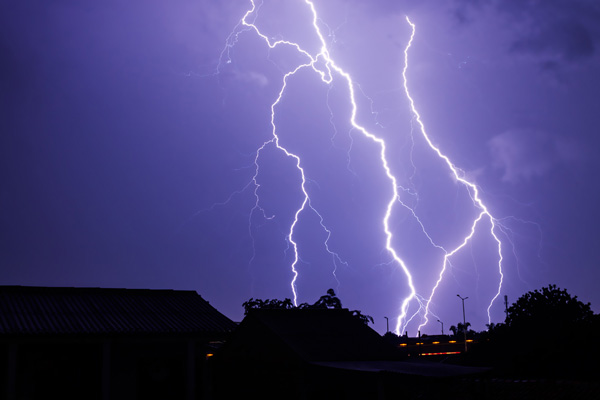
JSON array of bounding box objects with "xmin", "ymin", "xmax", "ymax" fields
[
  {"xmin": 511, "ymin": 18, "xmax": 595, "ymax": 62},
  {"xmin": 488, "ymin": 129, "xmax": 582, "ymax": 183},
  {"xmin": 452, "ymin": 0, "xmax": 600, "ymax": 66},
  {"xmin": 346, "ymin": 0, "xmax": 423, "ymax": 15},
  {"xmin": 235, "ymin": 70, "xmax": 269, "ymax": 87},
  {"xmin": 451, "ymin": 0, "xmax": 485, "ymax": 24}
]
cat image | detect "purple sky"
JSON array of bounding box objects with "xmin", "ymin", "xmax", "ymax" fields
[{"xmin": 2, "ymin": 0, "xmax": 599, "ymax": 335}]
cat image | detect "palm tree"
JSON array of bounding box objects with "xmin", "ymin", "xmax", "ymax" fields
[
  {"xmin": 449, "ymin": 325, "xmax": 457, "ymax": 336},
  {"xmin": 449, "ymin": 322, "xmax": 471, "ymax": 337},
  {"xmin": 457, "ymin": 322, "xmax": 471, "ymax": 335}
]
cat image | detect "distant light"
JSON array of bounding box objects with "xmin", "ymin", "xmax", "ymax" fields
[
  {"xmin": 206, "ymin": 353, "xmax": 214, "ymax": 359},
  {"xmin": 466, "ymin": 339, "xmax": 474, "ymax": 343},
  {"xmin": 432, "ymin": 341, "xmax": 440, "ymax": 344},
  {"xmin": 449, "ymin": 340, "xmax": 457, "ymax": 344},
  {"xmin": 421, "ymin": 352, "xmax": 461, "ymax": 356},
  {"xmin": 399, "ymin": 343, "xmax": 408, "ymax": 347}
]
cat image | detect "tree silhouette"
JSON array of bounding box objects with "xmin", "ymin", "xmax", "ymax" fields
[
  {"xmin": 243, "ymin": 289, "xmax": 374, "ymax": 325},
  {"xmin": 242, "ymin": 297, "xmax": 294, "ymax": 315},
  {"xmin": 449, "ymin": 322, "xmax": 471, "ymax": 337},
  {"xmin": 449, "ymin": 325, "xmax": 457, "ymax": 336},
  {"xmin": 300, "ymin": 288, "xmax": 342, "ymax": 309},
  {"xmin": 470, "ymin": 285, "xmax": 599, "ymax": 380},
  {"xmin": 506, "ymin": 284, "xmax": 593, "ymax": 335},
  {"xmin": 351, "ymin": 309, "xmax": 374, "ymax": 325}
]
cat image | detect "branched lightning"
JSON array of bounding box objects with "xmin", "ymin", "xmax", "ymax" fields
[
  {"xmin": 218, "ymin": 0, "xmax": 418, "ymax": 312},
  {"xmin": 217, "ymin": 1, "xmax": 510, "ymax": 333},
  {"xmin": 401, "ymin": 17, "xmax": 504, "ymax": 333},
  {"xmin": 238, "ymin": 0, "xmax": 350, "ymax": 305}
]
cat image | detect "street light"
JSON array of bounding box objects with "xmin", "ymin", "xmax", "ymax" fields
[
  {"xmin": 457, "ymin": 294, "xmax": 469, "ymax": 352},
  {"xmin": 437, "ymin": 319, "xmax": 444, "ymax": 335},
  {"xmin": 384, "ymin": 316, "xmax": 389, "ymax": 334}
]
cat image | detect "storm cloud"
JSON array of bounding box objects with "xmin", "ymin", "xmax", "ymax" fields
[{"xmin": 488, "ymin": 129, "xmax": 582, "ymax": 183}]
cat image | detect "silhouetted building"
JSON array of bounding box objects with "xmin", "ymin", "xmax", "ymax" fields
[
  {"xmin": 213, "ymin": 308, "xmax": 486, "ymax": 400},
  {"xmin": 0, "ymin": 286, "xmax": 237, "ymax": 400}
]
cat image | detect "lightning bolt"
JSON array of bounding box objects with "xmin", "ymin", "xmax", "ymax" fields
[
  {"xmin": 217, "ymin": 0, "xmax": 418, "ymax": 313},
  {"xmin": 239, "ymin": 0, "xmax": 351, "ymax": 305},
  {"xmin": 217, "ymin": 1, "xmax": 511, "ymax": 333},
  {"xmin": 401, "ymin": 17, "xmax": 504, "ymax": 333}
]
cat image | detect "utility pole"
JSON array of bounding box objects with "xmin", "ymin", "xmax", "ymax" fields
[
  {"xmin": 504, "ymin": 295, "xmax": 509, "ymax": 322},
  {"xmin": 384, "ymin": 316, "xmax": 389, "ymax": 334},
  {"xmin": 457, "ymin": 294, "xmax": 469, "ymax": 352},
  {"xmin": 437, "ymin": 319, "xmax": 444, "ymax": 335}
]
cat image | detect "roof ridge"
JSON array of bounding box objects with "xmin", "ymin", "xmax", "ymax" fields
[
  {"xmin": 0, "ymin": 286, "xmax": 199, "ymax": 295},
  {"xmin": 0, "ymin": 286, "xmax": 236, "ymax": 335}
]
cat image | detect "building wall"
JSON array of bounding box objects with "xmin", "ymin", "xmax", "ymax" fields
[{"xmin": 2, "ymin": 337, "xmax": 212, "ymax": 400}]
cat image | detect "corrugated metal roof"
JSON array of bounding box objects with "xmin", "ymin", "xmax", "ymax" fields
[{"xmin": 0, "ymin": 286, "xmax": 237, "ymax": 336}]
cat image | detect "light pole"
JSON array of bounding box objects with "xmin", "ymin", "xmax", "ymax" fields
[
  {"xmin": 437, "ymin": 319, "xmax": 444, "ymax": 335},
  {"xmin": 384, "ymin": 316, "xmax": 389, "ymax": 334},
  {"xmin": 457, "ymin": 294, "xmax": 469, "ymax": 352}
]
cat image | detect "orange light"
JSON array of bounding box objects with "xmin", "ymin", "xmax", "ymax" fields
[
  {"xmin": 399, "ymin": 343, "xmax": 408, "ymax": 347},
  {"xmin": 466, "ymin": 339, "xmax": 473, "ymax": 343},
  {"xmin": 420, "ymin": 351, "xmax": 461, "ymax": 356},
  {"xmin": 449, "ymin": 340, "xmax": 456, "ymax": 344},
  {"xmin": 206, "ymin": 353, "xmax": 214, "ymax": 359},
  {"xmin": 432, "ymin": 341, "xmax": 440, "ymax": 344}
]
